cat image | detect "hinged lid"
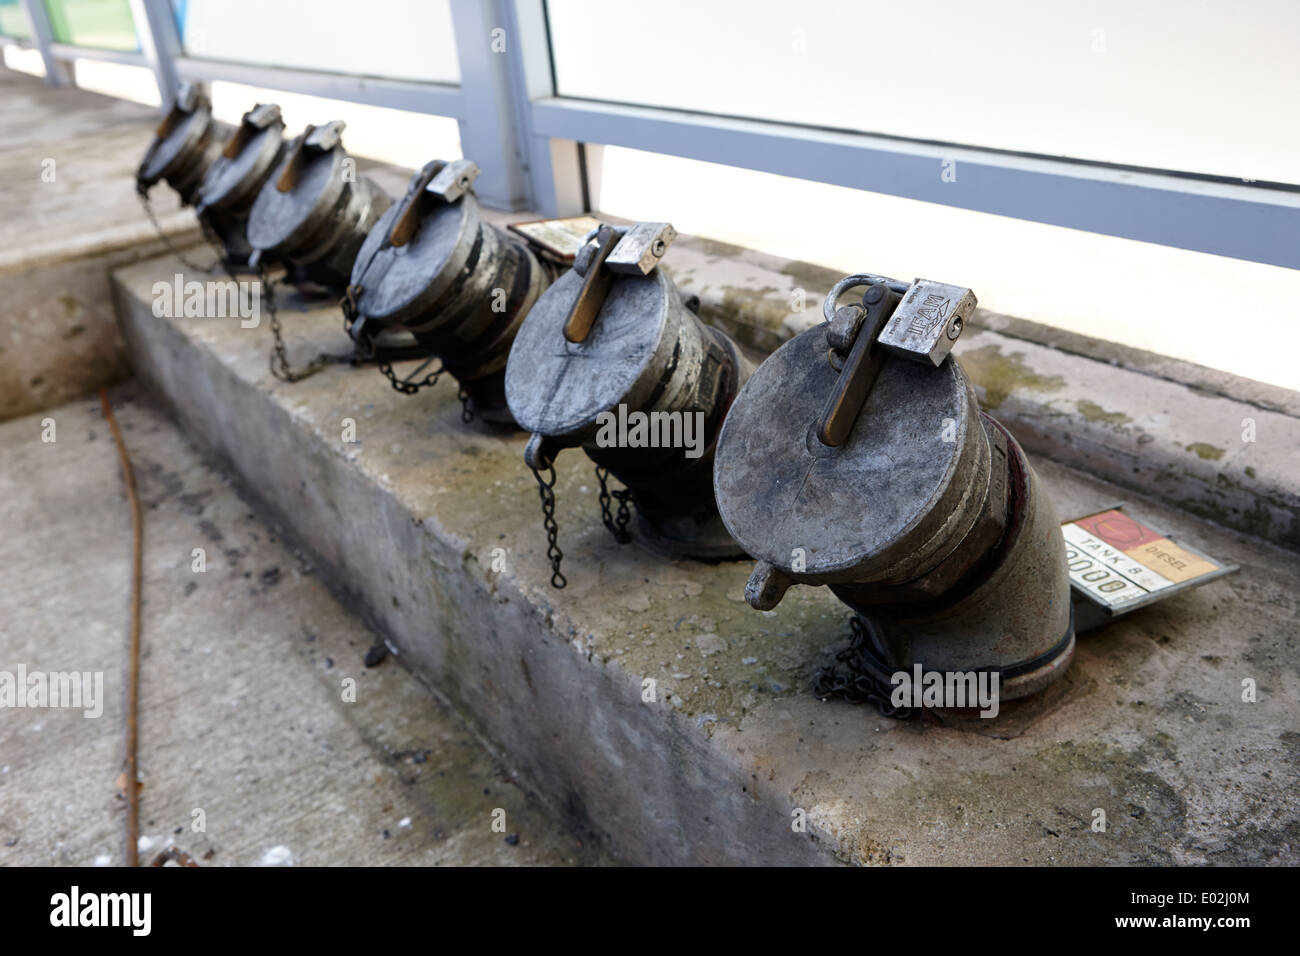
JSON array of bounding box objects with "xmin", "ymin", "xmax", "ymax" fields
[
  {"xmin": 347, "ymin": 160, "xmax": 481, "ymax": 323},
  {"xmin": 345, "ymin": 157, "xmax": 483, "ymax": 321},
  {"xmin": 505, "ymin": 224, "xmax": 681, "ymax": 438},
  {"xmin": 197, "ymin": 103, "xmax": 284, "ymax": 213},
  {"xmin": 246, "ymin": 120, "xmax": 350, "ymax": 253},
  {"xmin": 136, "ymin": 81, "xmax": 212, "ymax": 191},
  {"xmin": 713, "ymin": 281, "xmax": 988, "ymax": 581}
]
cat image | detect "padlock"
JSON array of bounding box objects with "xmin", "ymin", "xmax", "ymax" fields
[
  {"xmin": 341, "ymin": 159, "xmax": 553, "ymax": 423},
  {"xmin": 878, "ymin": 278, "xmax": 977, "ymax": 366},
  {"xmin": 505, "ymin": 222, "xmax": 754, "ymax": 578},
  {"xmin": 245, "ymin": 120, "xmax": 392, "ymax": 293},
  {"xmin": 713, "ymin": 273, "xmax": 1074, "ymax": 702},
  {"xmin": 193, "ymin": 103, "xmax": 287, "ymax": 269},
  {"xmin": 136, "ymin": 81, "xmax": 221, "ymax": 207}
]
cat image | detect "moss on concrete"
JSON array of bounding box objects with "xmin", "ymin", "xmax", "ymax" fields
[
  {"xmin": 1076, "ymin": 399, "xmax": 1132, "ymax": 426},
  {"xmin": 778, "ymin": 259, "xmax": 844, "ymax": 298},
  {"xmin": 1185, "ymin": 442, "xmax": 1225, "ymax": 461},
  {"xmin": 957, "ymin": 344, "xmax": 1067, "ymax": 410}
]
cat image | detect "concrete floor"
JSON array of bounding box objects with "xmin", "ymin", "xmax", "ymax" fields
[{"xmin": 0, "ymin": 384, "xmax": 608, "ymax": 866}]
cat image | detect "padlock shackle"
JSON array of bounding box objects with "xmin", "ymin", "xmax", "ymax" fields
[{"xmin": 822, "ymin": 273, "xmax": 910, "ymax": 324}]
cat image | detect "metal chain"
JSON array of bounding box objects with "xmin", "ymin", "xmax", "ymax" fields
[
  {"xmin": 259, "ymin": 264, "xmax": 356, "ymax": 383},
  {"xmin": 457, "ymin": 387, "xmax": 474, "ymax": 423},
  {"xmin": 375, "ymin": 355, "xmax": 444, "ymax": 395},
  {"xmin": 344, "ymin": 282, "xmax": 465, "ymax": 403},
  {"xmin": 813, "ymin": 616, "xmax": 914, "ymax": 719},
  {"xmin": 137, "ymin": 189, "xmax": 221, "ymax": 275},
  {"xmin": 530, "ymin": 464, "xmax": 566, "ymax": 589},
  {"xmin": 595, "ymin": 466, "xmax": 633, "ymax": 544}
]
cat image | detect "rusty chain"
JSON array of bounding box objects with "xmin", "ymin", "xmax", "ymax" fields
[
  {"xmin": 813, "ymin": 616, "xmax": 915, "ymax": 719},
  {"xmin": 530, "ymin": 463, "xmax": 566, "ymax": 589},
  {"xmin": 595, "ymin": 466, "xmax": 633, "ymax": 544},
  {"xmin": 259, "ymin": 263, "xmax": 358, "ymax": 383}
]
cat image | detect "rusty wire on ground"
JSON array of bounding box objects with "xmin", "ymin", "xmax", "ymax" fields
[
  {"xmin": 150, "ymin": 847, "xmax": 201, "ymax": 867},
  {"xmin": 100, "ymin": 388, "xmax": 143, "ymax": 867}
]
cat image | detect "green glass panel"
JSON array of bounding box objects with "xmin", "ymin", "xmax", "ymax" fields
[
  {"xmin": 0, "ymin": 0, "xmax": 33, "ymax": 39},
  {"xmin": 43, "ymin": 0, "xmax": 138, "ymax": 51}
]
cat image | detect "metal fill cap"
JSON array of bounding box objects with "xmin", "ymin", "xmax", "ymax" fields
[
  {"xmin": 137, "ymin": 98, "xmax": 211, "ymax": 189},
  {"xmin": 198, "ymin": 107, "xmax": 284, "ymax": 212},
  {"xmin": 713, "ymin": 324, "xmax": 986, "ymax": 580},
  {"xmin": 245, "ymin": 126, "xmax": 348, "ymax": 253},
  {"xmin": 505, "ymin": 266, "xmax": 675, "ymax": 437},
  {"xmin": 350, "ymin": 196, "xmax": 470, "ymax": 324}
]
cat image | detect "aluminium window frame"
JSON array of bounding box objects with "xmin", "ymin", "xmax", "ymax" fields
[{"xmin": 9, "ymin": 0, "xmax": 1296, "ymax": 270}]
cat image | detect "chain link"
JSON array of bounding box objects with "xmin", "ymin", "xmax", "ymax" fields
[
  {"xmin": 813, "ymin": 616, "xmax": 914, "ymax": 719},
  {"xmin": 137, "ymin": 189, "xmax": 222, "ymax": 275},
  {"xmin": 375, "ymin": 355, "xmax": 444, "ymax": 395},
  {"xmin": 345, "ymin": 282, "xmax": 466, "ymax": 405},
  {"xmin": 141, "ymin": 189, "xmax": 352, "ymax": 384},
  {"xmin": 259, "ymin": 264, "xmax": 356, "ymax": 383},
  {"xmin": 595, "ymin": 466, "xmax": 633, "ymax": 544},
  {"xmin": 530, "ymin": 464, "xmax": 566, "ymax": 589}
]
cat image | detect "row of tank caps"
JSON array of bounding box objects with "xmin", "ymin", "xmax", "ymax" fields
[{"xmin": 135, "ymin": 86, "xmax": 1079, "ymax": 705}]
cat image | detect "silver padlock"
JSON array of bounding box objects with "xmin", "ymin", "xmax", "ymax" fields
[
  {"xmin": 425, "ymin": 158, "xmax": 480, "ymax": 203},
  {"xmin": 606, "ymin": 222, "xmax": 676, "ymax": 275},
  {"xmin": 877, "ymin": 278, "xmax": 977, "ymax": 366}
]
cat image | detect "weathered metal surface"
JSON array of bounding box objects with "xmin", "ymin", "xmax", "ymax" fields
[
  {"xmin": 816, "ymin": 286, "xmax": 897, "ymax": 447},
  {"xmin": 344, "ymin": 160, "xmax": 551, "ymax": 423},
  {"xmin": 604, "ymin": 221, "xmax": 676, "ymax": 276},
  {"xmin": 714, "ymin": 275, "xmax": 1074, "ymax": 699},
  {"xmin": 135, "ymin": 81, "xmax": 220, "ymax": 206},
  {"xmin": 562, "ymin": 225, "xmax": 619, "ymax": 344},
  {"xmin": 198, "ymin": 104, "xmax": 285, "ymax": 216},
  {"xmin": 194, "ymin": 103, "xmax": 286, "ymax": 268},
  {"xmin": 833, "ymin": 420, "xmax": 1074, "ymax": 700},
  {"xmin": 716, "ymin": 320, "xmax": 989, "ymax": 581},
  {"xmin": 505, "ymin": 226, "xmax": 752, "ymax": 559},
  {"xmin": 245, "ymin": 121, "xmax": 391, "ymax": 291}
]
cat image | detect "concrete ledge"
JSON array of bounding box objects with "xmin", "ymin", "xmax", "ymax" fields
[
  {"xmin": 113, "ymin": 252, "xmax": 1300, "ymax": 865},
  {"xmin": 0, "ymin": 69, "xmax": 201, "ymax": 421}
]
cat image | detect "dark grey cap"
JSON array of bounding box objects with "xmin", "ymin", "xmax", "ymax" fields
[
  {"xmin": 197, "ymin": 103, "xmax": 285, "ymax": 213},
  {"xmin": 246, "ymin": 122, "xmax": 348, "ymax": 254},
  {"xmin": 504, "ymin": 267, "xmax": 674, "ymax": 438},
  {"xmin": 137, "ymin": 85, "xmax": 213, "ymax": 190},
  {"xmin": 349, "ymin": 193, "xmax": 472, "ymax": 325},
  {"xmin": 713, "ymin": 324, "xmax": 986, "ymax": 580}
]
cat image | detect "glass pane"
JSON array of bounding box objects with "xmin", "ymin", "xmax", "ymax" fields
[
  {"xmin": 44, "ymin": 0, "xmax": 139, "ymax": 51},
  {"xmin": 0, "ymin": 0, "xmax": 32, "ymax": 39},
  {"xmin": 172, "ymin": 0, "xmax": 460, "ymax": 85},
  {"xmin": 548, "ymin": 0, "xmax": 1300, "ymax": 185},
  {"xmin": 594, "ymin": 145, "xmax": 1300, "ymax": 391}
]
